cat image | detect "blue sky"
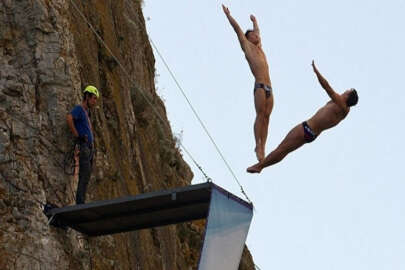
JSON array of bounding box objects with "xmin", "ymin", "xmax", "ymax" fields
[{"xmin": 143, "ymin": 1, "xmax": 405, "ymax": 269}]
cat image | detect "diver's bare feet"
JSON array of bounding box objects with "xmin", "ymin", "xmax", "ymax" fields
[{"xmin": 247, "ymin": 163, "xmax": 262, "ymax": 174}]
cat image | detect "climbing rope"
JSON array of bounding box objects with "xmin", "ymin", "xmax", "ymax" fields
[
  {"xmin": 69, "ymin": 0, "xmax": 251, "ymax": 203},
  {"xmin": 63, "ymin": 139, "xmax": 79, "ymax": 175}
]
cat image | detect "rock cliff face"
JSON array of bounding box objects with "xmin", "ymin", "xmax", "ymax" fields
[{"xmin": 0, "ymin": 1, "xmax": 255, "ymax": 269}]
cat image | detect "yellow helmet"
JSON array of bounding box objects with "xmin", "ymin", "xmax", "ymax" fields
[{"xmin": 83, "ymin": 85, "xmax": 99, "ymax": 98}]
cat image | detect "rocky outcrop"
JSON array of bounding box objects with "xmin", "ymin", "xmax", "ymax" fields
[{"xmin": 0, "ymin": 0, "xmax": 255, "ymax": 269}]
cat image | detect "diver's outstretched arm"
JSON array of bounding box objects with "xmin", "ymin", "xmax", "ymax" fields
[
  {"xmin": 222, "ymin": 4, "xmax": 249, "ymax": 51},
  {"xmin": 312, "ymin": 60, "xmax": 346, "ymax": 110},
  {"xmin": 250, "ymin": 15, "xmax": 260, "ymax": 36}
]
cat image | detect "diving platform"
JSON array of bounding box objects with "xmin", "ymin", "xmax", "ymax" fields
[
  {"xmin": 45, "ymin": 182, "xmax": 253, "ymax": 270},
  {"xmin": 44, "ymin": 182, "xmax": 251, "ymax": 236}
]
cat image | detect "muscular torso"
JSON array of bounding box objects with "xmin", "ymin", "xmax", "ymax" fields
[
  {"xmin": 307, "ymin": 101, "xmax": 349, "ymax": 134},
  {"xmin": 244, "ymin": 43, "xmax": 271, "ymax": 85}
]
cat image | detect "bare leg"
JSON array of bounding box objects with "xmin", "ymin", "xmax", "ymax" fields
[
  {"xmin": 254, "ymin": 89, "xmax": 269, "ymax": 161},
  {"xmin": 253, "ymin": 118, "xmax": 263, "ymax": 161},
  {"xmin": 260, "ymin": 94, "xmax": 274, "ymax": 155},
  {"xmin": 247, "ymin": 123, "xmax": 306, "ymax": 173}
]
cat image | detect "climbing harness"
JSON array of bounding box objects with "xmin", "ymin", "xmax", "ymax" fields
[{"xmin": 63, "ymin": 139, "xmax": 79, "ymax": 176}]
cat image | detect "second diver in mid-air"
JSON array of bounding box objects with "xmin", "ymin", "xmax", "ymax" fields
[{"xmin": 247, "ymin": 61, "xmax": 358, "ymax": 173}]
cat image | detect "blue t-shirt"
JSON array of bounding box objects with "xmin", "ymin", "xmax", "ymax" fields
[{"xmin": 71, "ymin": 105, "xmax": 93, "ymax": 145}]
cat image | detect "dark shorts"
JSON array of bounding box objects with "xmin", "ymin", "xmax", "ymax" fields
[
  {"xmin": 302, "ymin": 121, "xmax": 317, "ymax": 143},
  {"xmin": 254, "ymin": 83, "xmax": 272, "ymax": 98}
]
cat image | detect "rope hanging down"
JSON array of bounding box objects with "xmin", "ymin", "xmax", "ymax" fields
[
  {"xmin": 69, "ymin": 0, "xmax": 211, "ymax": 183},
  {"xmin": 69, "ymin": 0, "xmax": 251, "ymax": 203}
]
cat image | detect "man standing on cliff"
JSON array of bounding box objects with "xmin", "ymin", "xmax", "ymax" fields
[
  {"xmin": 66, "ymin": 86, "xmax": 99, "ymax": 204},
  {"xmin": 247, "ymin": 61, "xmax": 358, "ymax": 173},
  {"xmin": 222, "ymin": 4, "xmax": 274, "ymax": 162}
]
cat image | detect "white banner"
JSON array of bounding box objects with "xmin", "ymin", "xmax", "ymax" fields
[{"xmin": 198, "ymin": 188, "xmax": 253, "ymax": 270}]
